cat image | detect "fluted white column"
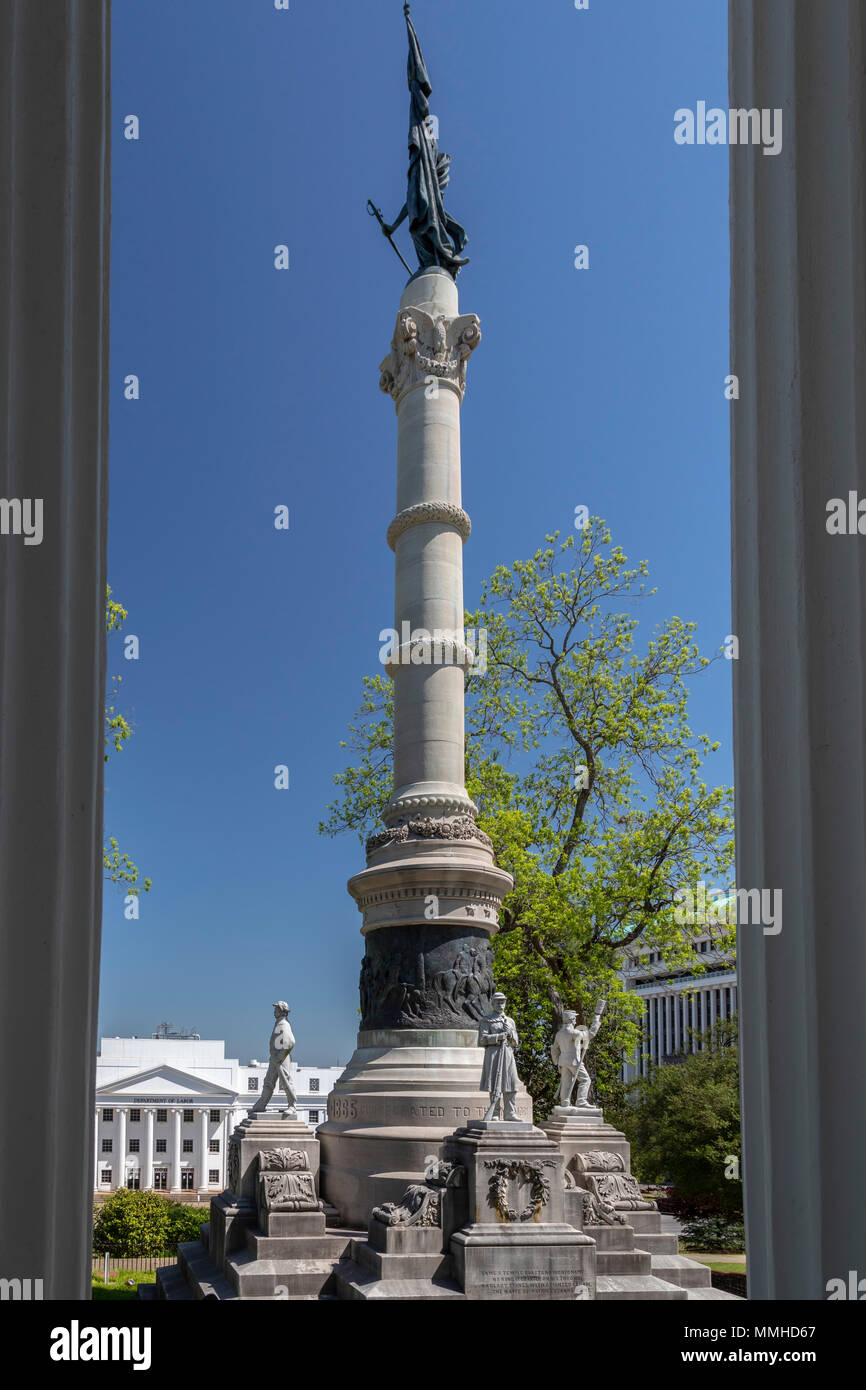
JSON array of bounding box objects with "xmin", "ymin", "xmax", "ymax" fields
[
  {"xmin": 199, "ymin": 1108, "xmax": 209, "ymax": 1190},
  {"xmin": 0, "ymin": 0, "xmax": 111, "ymax": 1300},
  {"xmin": 143, "ymin": 1110, "xmax": 154, "ymax": 1190},
  {"xmin": 117, "ymin": 1109, "xmax": 127, "ymax": 1189},
  {"xmin": 170, "ymin": 1108, "xmax": 182, "ymax": 1192},
  {"xmin": 731, "ymin": 1, "xmax": 866, "ymax": 1298},
  {"xmin": 94, "ymin": 1111, "xmax": 99, "ymax": 1191}
]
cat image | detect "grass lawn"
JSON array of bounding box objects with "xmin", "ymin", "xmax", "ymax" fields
[
  {"xmin": 92, "ymin": 1270, "xmax": 157, "ymax": 1301},
  {"xmin": 692, "ymin": 1259, "xmax": 748, "ymax": 1275}
]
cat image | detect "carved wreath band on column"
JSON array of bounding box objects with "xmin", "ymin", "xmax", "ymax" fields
[{"xmin": 387, "ymin": 502, "xmax": 472, "ymax": 551}]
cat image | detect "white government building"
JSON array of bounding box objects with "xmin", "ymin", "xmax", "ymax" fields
[
  {"xmin": 94, "ymin": 1031, "xmax": 344, "ymax": 1196},
  {"xmin": 620, "ymin": 932, "xmax": 739, "ymax": 1081}
]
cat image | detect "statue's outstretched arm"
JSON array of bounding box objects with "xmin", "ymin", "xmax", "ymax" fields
[{"xmin": 383, "ymin": 203, "xmax": 408, "ymax": 236}]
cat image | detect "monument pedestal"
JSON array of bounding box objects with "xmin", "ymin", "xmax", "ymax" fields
[
  {"xmin": 155, "ymin": 1114, "xmax": 354, "ymax": 1300},
  {"xmin": 444, "ymin": 1121, "xmax": 595, "ymax": 1300}
]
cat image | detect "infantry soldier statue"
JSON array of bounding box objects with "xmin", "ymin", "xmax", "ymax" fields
[
  {"xmin": 479, "ymin": 992, "xmax": 520, "ymax": 1121},
  {"xmin": 250, "ymin": 1001, "xmax": 297, "ymax": 1115},
  {"xmin": 551, "ymin": 998, "xmax": 606, "ymax": 1111}
]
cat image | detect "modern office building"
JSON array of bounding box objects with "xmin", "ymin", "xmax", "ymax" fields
[
  {"xmin": 620, "ymin": 933, "xmax": 738, "ymax": 1081},
  {"xmin": 94, "ymin": 1033, "xmax": 343, "ymax": 1195}
]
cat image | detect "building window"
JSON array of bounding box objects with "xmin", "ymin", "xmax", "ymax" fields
[
  {"xmin": 309, "ymin": 1078, "xmax": 320, "ymax": 1092},
  {"xmin": 130, "ymin": 1139, "xmax": 140, "ymax": 1153},
  {"xmin": 180, "ymin": 1170, "xmax": 194, "ymax": 1191},
  {"xmin": 126, "ymin": 1170, "xmax": 140, "ymax": 1190},
  {"xmin": 155, "ymin": 1138, "xmax": 167, "ymax": 1153},
  {"xmin": 208, "ymin": 1169, "xmax": 219, "ymax": 1184},
  {"xmin": 183, "ymin": 1139, "xmax": 193, "ymax": 1153},
  {"xmin": 99, "ymin": 1169, "xmax": 112, "ymax": 1186},
  {"xmin": 129, "ymin": 1108, "xmax": 140, "ymax": 1123},
  {"xmin": 102, "ymin": 1108, "xmax": 113, "ymax": 1122},
  {"xmin": 309, "ymin": 1110, "xmax": 320, "ymax": 1124},
  {"xmin": 153, "ymin": 1168, "xmax": 168, "ymax": 1191},
  {"xmin": 101, "ymin": 1139, "xmax": 112, "ymax": 1153},
  {"xmin": 209, "ymin": 1108, "xmax": 220, "ymax": 1122},
  {"xmin": 156, "ymin": 1109, "xmax": 167, "ymax": 1123},
  {"xmin": 209, "ymin": 1139, "xmax": 220, "ymax": 1153},
  {"xmin": 248, "ymin": 1077, "xmax": 259, "ymax": 1091},
  {"xmin": 183, "ymin": 1108, "xmax": 194, "ymax": 1123}
]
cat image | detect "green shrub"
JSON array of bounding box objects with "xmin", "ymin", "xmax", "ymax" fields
[
  {"xmin": 92, "ymin": 1189, "xmax": 171, "ymax": 1256},
  {"xmin": 680, "ymin": 1215, "xmax": 746, "ymax": 1253}
]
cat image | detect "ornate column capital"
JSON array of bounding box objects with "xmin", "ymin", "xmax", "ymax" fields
[{"xmin": 379, "ymin": 306, "xmax": 481, "ymax": 407}]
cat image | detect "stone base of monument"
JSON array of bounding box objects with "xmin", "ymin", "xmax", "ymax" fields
[
  {"xmin": 153, "ymin": 1114, "xmax": 359, "ymax": 1301},
  {"xmin": 318, "ymin": 1028, "xmax": 532, "ymax": 1229},
  {"xmin": 541, "ymin": 1113, "xmax": 740, "ymax": 1301}
]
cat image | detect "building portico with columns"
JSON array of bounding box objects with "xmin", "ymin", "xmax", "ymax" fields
[{"xmin": 94, "ymin": 1036, "xmax": 343, "ymax": 1197}]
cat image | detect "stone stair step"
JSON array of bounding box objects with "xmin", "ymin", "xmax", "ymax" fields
[
  {"xmin": 334, "ymin": 1260, "xmax": 464, "ymax": 1301},
  {"xmin": 226, "ymin": 1249, "xmax": 341, "ymax": 1298},
  {"xmin": 596, "ymin": 1248, "xmax": 652, "ymax": 1276},
  {"xmin": 633, "ymin": 1232, "xmax": 679, "ymax": 1255},
  {"xmin": 687, "ymin": 1286, "xmax": 743, "ymax": 1300},
  {"xmin": 596, "ymin": 1274, "xmax": 688, "ymax": 1301},
  {"xmin": 152, "ymin": 1265, "xmax": 193, "ymax": 1301},
  {"xmin": 591, "ymin": 1224, "xmax": 637, "ymax": 1251},
  {"xmin": 246, "ymin": 1231, "xmax": 351, "ymax": 1261},
  {"xmin": 177, "ymin": 1241, "xmax": 238, "ymax": 1300},
  {"xmin": 651, "ymin": 1254, "xmax": 712, "ymax": 1288},
  {"xmin": 626, "ymin": 1211, "xmax": 664, "ymax": 1234},
  {"xmin": 353, "ymin": 1238, "xmax": 452, "ymax": 1282}
]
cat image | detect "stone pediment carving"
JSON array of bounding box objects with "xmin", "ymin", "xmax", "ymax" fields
[{"xmin": 379, "ymin": 306, "xmax": 481, "ymax": 405}]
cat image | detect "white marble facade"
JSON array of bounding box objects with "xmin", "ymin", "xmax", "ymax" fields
[
  {"xmin": 94, "ymin": 1036, "xmax": 343, "ymax": 1195},
  {"xmin": 619, "ymin": 937, "xmax": 738, "ymax": 1081}
]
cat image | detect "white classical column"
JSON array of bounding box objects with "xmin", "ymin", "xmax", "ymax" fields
[
  {"xmin": 709, "ymin": 988, "xmax": 717, "ymax": 1034},
  {"xmin": 199, "ymin": 1108, "xmax": 209, "ymax": 1191},
  {"xmin": 143, "ymin": 1109, "xmax": 154, "ymax": 1190},
  {"xmin": 647, "ymin": 997, "xmax": 655, "ymax": 1065},
  {"xmin": 94, "ymin": 1111, "xmax": 99, "ymax": 1192},
  {"xmin": 731, "ymin": 0, "xmax": 866, "ymax": 1298},
  {"xmin": 117, "ymin": 1109, "xmax": 127, "ymax": 1190},
  {"xmin": 0, "ymin": 1, "xmax": 111, "ymax": 1300},
  {"xmin": 170, "ymin": 1108, "xmax": 182, "ymax": 1193},
  {"xmin": 664, "ymin": 994, "xmax": 672, "ymax": 1060},
  {"xmin": 673, "ymin": 993, "xmax": 681, "ymax": 1053},
  {"xmin": 719, "ymin": 985, "xmax": 728, "ymax": 1022}
]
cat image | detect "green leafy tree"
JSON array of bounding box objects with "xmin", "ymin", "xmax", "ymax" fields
[
  {"xmin": 164, "ymin": 1202, "xmax": 210, "ymax": 1251},
  {"xmin": 320, "ymin": 522, "xmax": 734, "ymax": 1114},
  {"xmin": 622, "ymin": 1016, "xmax": 742, "ymax": 1215},
  {"xmin": 92, "ymin": 1189, "xmax": 171, "ymax": 1256},
  {"xmin": 104, "ymin": 585, "xmax": 151, "ymax": 897}
]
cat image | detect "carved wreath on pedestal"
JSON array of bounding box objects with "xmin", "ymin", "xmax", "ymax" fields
[{"xmin": 484, "ymin": 1159, "xmax": 552, "ymax": 1223}]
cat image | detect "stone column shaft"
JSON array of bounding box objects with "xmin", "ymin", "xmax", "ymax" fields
[
  {"xmin": 0, "ymin": 0, "xmax": 111, "ymax": 1299},
  {"xmin": 730, "ymin": 0, "xmax": 866, "ymax": 1298},
  {"xmin": 199, "ymin": 1108, "xmax": 209, "ymax": 1189}
]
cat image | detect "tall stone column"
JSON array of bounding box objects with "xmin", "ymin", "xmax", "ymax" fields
[
  {"xmin": 94, "ymin": 1112, "xmax": 100, "ymax": 1191},
  {"xmin": 170, "ymin": 1109, "xmax": 182, "ymax": 1193},
  {"xmin": 730, "ymin": 0, "xmax": 866, "ymax": 1299},
  {"xmin": 319, "ymin": 269, "xmax": 520, "ymax": 1227},
  {"xmin": 143, "ymin": 1110, "xmax": 154, "ymax": 1191},
  {"xmin": 0, "ymin": 1, "xmax": 111, "ymax": 1299}
]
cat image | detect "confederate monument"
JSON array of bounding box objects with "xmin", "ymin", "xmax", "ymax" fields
[
  {"xmin": 318, "ymin": 3, "xmax": 527, "ymax": 1228},
  {"xmin": 249, "ymin": 1001, "xmax": 296, "ymax": 1115}
]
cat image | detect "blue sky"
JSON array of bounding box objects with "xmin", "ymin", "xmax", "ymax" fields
[{"xmin": 102, "ymin": 0, "xmax": 731, "ymax": 1065}]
